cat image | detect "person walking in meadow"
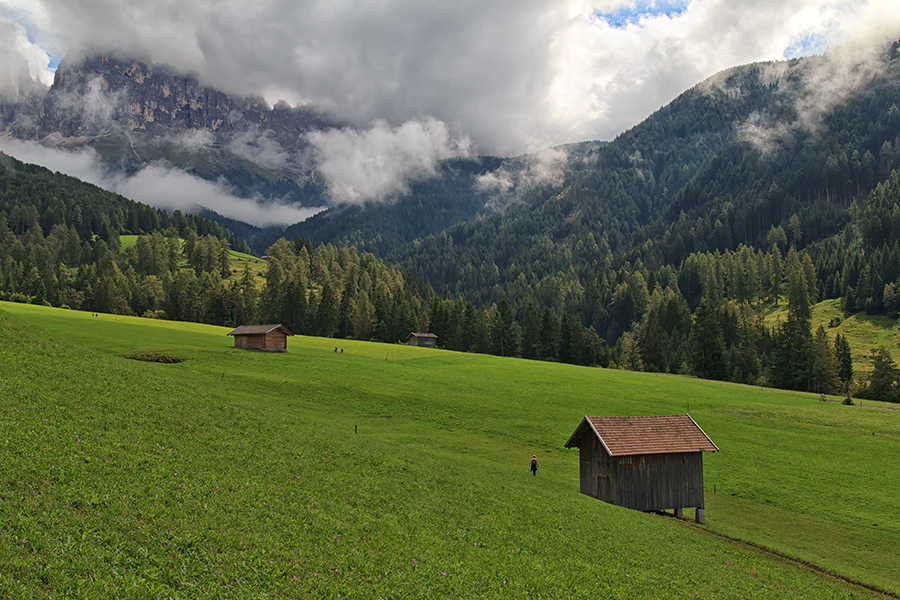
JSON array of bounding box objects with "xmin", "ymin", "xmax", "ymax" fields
[{"xmin": 530, "ymin": 455, "xmax": 538, "ymax": 476}]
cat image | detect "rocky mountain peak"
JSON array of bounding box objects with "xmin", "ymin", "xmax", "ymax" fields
[
  {"xmin": 38, "ymin": 53, "xmax": 333, "ymax": 145},
  {"xmin": 0, "ymin": 52, "xmax": 340, "ymax": 207}
]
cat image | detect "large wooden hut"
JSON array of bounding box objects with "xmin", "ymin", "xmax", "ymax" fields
[
  {"xmin": 564, "ymin": 414, "xmax": 718, "ymax": 523},
  {"xmin": 226, "ymin": 324, "xmax": 293, "ymax": 352}
]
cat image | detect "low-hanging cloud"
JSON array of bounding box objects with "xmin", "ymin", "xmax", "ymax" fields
[
  {"xmin": 732, "ymin": 39, "xmax": 893, "ymax": 153},
  {"xmin": 111, "ymin": 163, "xmax": 322, "ymax": 227},
  {"xmin": 0, "ymin": 137, "xmax": 323, "ymax": 227},
  {"xmin": 226, "ymin": 128, "xmax": 291, "ymax": 172},
  {"xmin": 476, "ymin": 146, "xmax": 569, "ymax": 207},
  {"xmin": 3, "ymin": 0, "xmax": 899, "ymax": 158},
  {"xmin": 308, "ymin": 118, "xmax": 472, "ymax": 204}
]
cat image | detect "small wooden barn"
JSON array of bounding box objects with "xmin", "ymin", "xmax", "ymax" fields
[
  {"xmin": 226, "ymin": 324, "xmax": 294, "ymax": 352},
  {"xmin": 407, "ymin": 332, "xmax": 438, "ymax": 348},
  {"xmin": 564, "ymin": 414, "xmax": 718, "ymax": 523}
]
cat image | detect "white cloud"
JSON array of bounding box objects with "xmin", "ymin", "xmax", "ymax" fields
[
  {"xmin": 2, "ymin": 0, "xmax": 896, "ymax": 158},
  {"xmin": 308, "ymin": 118, "xmax": 472, "ymax": 204},
  {"xmin": 0, "ymin": 137, "xmax": 322, "ymax": 227},
  {"xmin": 0, "ymin": 12, "xmax": 52, "ymax": 98},
  {"xmin": 0, "ymin": 0, "xmax": 895, "ymax": 199},
  {"xmin": 226, "ymin": 128, "xmax": 291, "ymax": 171},
  {"xmin": 731, "ymin": 39, "xmax": 892, "ymax": 153},
  {"xmin": 111, "ymin": 163, "xmax": 322, "ymax": 227},
  {"xmin": 165, "ymin": 129, "xmax": 214, "ymax": 153},
  {"xmin": 476, "ymin": 147, "xmax": 569, "ymax": 206}
]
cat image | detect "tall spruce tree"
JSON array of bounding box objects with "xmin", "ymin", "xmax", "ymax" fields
[
  {"xmin": 771, "ymin": 248, "xmax": 814, "ymax": 390},
  {"xmin": 689, "ymin": 298, "xmax": 727, "ymax": 380},
  {"xmin": 810, "ymin": 325, "xmax": 838, "ymax": 394},
  {"xmin": 521, "ymin": 301, "xmax": 541, "ymax": 360},
  {"xmin": 491, "ymin": 299, "xmax": 515, "ymax": 357},
  {"xmin": 862, "ymin": 347, "xmax": 899, "ymax": 402},
  {"xmin": 834, "ymin": 333, "xmax": 853, "ymax": 390}
]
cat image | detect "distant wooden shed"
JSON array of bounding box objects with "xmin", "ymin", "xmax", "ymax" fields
[
  {"xmin": 564, "ymin": 414, "xmax": 718, "ymax": 523},
  {"xmin": 407, "ymin": 332, "xmax": 438, "ymax": 348},
  {"xmin": 226, "ymin": 324, "xmax": 293, "ymax": 352}
]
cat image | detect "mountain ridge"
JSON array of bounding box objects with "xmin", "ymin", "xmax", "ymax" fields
[{"xmin": 1, "ymin": 52, "xmax": 337, "ymax": 208}]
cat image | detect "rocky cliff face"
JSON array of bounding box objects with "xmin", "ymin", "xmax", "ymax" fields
[
  {"xmin": 2, "ymin": 53, "xmax": 339, "ymax": 206},
  {"xmin": 33, "ymin": 54, "xmax": 334, "ymax": 145}
]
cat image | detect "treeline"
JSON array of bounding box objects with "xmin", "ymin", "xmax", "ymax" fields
[
  {"xmin": 257, "ymin": 238, "xmax": 430, "ymax": 342},
  {"xmin": 426, "ymin": 243, "xmax": 855, "ymax": 396},
  {"xmin": 0, "ymin": 205, "xmax": 435, "ymax": 341},
  {"xmin": 0, "ymin": 222, "xmax": 239, "ymax": 321}
]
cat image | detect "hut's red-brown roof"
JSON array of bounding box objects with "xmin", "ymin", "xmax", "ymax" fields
[
  {"xmin": 226, "ymin": 324, "xmax": 294, "ymax": 336},
  {"xmin": 565, "ymin": 414, "xmax": 718, "ymax": 456}
]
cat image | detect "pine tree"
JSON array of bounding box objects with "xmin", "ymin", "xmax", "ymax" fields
[
  {"xmin": 337, "ymin": 279, "xmax": 356, "ymax": 338},
  {"xmin": 834, "ymin": 333, "xmax": 853, "ymax": 391},
  {"xmin": 810, "ymin": 325, "xmax": 838, "ymax": 394},
  {"xmin": 557, "ymin": 313, "xmax": 572, "ymax": 363},
  {"xmin": 539, "ymin": 308, "xmax": 559, "ymax": 360},
  {"xmin": 521, "ymin": 301, "xmax": 541, "ymax": 360},
  {"xmin": 689, "ymin": 298, "xmax": 727, "ymax": 380},
  {"xmin": 316, "ymin": 280, "xmax": 339, "ymax": 338},
  {"xmin": 863, "ymin": 347, "xmax": 899, "ymax": 402},
  {"xmin": 491, "ymin": 299, "xmax": 515, "ymax": 357},
  {"xmin": 771, "ymin": 248, "xmax": 814, "ymax": 390},
  {"xmin": 352, "ymin": 290, "xmax": 376, "ymax": 339}
]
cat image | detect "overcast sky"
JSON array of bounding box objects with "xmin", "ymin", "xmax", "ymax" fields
[
  {"xmin": 3, "ymin": 0, "xmax": 898, "ymax": 156},
  {"xmin": 0, "ymin": 1, "xmax": 898, "ymax": 226}
]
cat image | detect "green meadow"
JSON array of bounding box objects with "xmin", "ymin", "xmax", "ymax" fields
[{"xmin": 1, "ymin": 302, "xmax": 899, "ymax": 598}]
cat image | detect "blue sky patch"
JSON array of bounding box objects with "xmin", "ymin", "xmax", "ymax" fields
[
  {"xmin": 0, "ymin": 5, "xmax": 63, "ymax": 73},
  {"xmin": 783, "ymin": 34, "xmax": 827, "ymax": 59},
  {"xmin": 595, "ymin": 0, "xmax": 690, "ymax": 28}
]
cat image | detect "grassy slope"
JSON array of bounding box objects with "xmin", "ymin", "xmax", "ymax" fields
[
  {"xmin": 764, "ymin": 298, "xmax": 900, "ymax": 378},
  {"xmin": 1, "ymin": 303, "xmax": 898, "ymax": 598},
  {"xmin": 813, "ymin": 299, "xmax": 900, "ymax": 377}
]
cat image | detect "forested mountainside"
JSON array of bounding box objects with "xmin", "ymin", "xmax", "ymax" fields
[
  {"xmin": 278, "ymin": 142, "xmax": 605, "ymax": 258},
  {"xmin": 0, "ymin": 151, "xmax": 251, "ymax": 309},
  {"xmin": 274, "ymin": 157, "xmax": 505, "ymax": 257},
  {"xmin": 386, "ymin": 45, "xmax": 900, "ymax": 322}
]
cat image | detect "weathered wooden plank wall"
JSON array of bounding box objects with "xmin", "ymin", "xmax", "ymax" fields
[{"xmin": 577, "ymin": 442, "xmax": 705, "ymax": 512}]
